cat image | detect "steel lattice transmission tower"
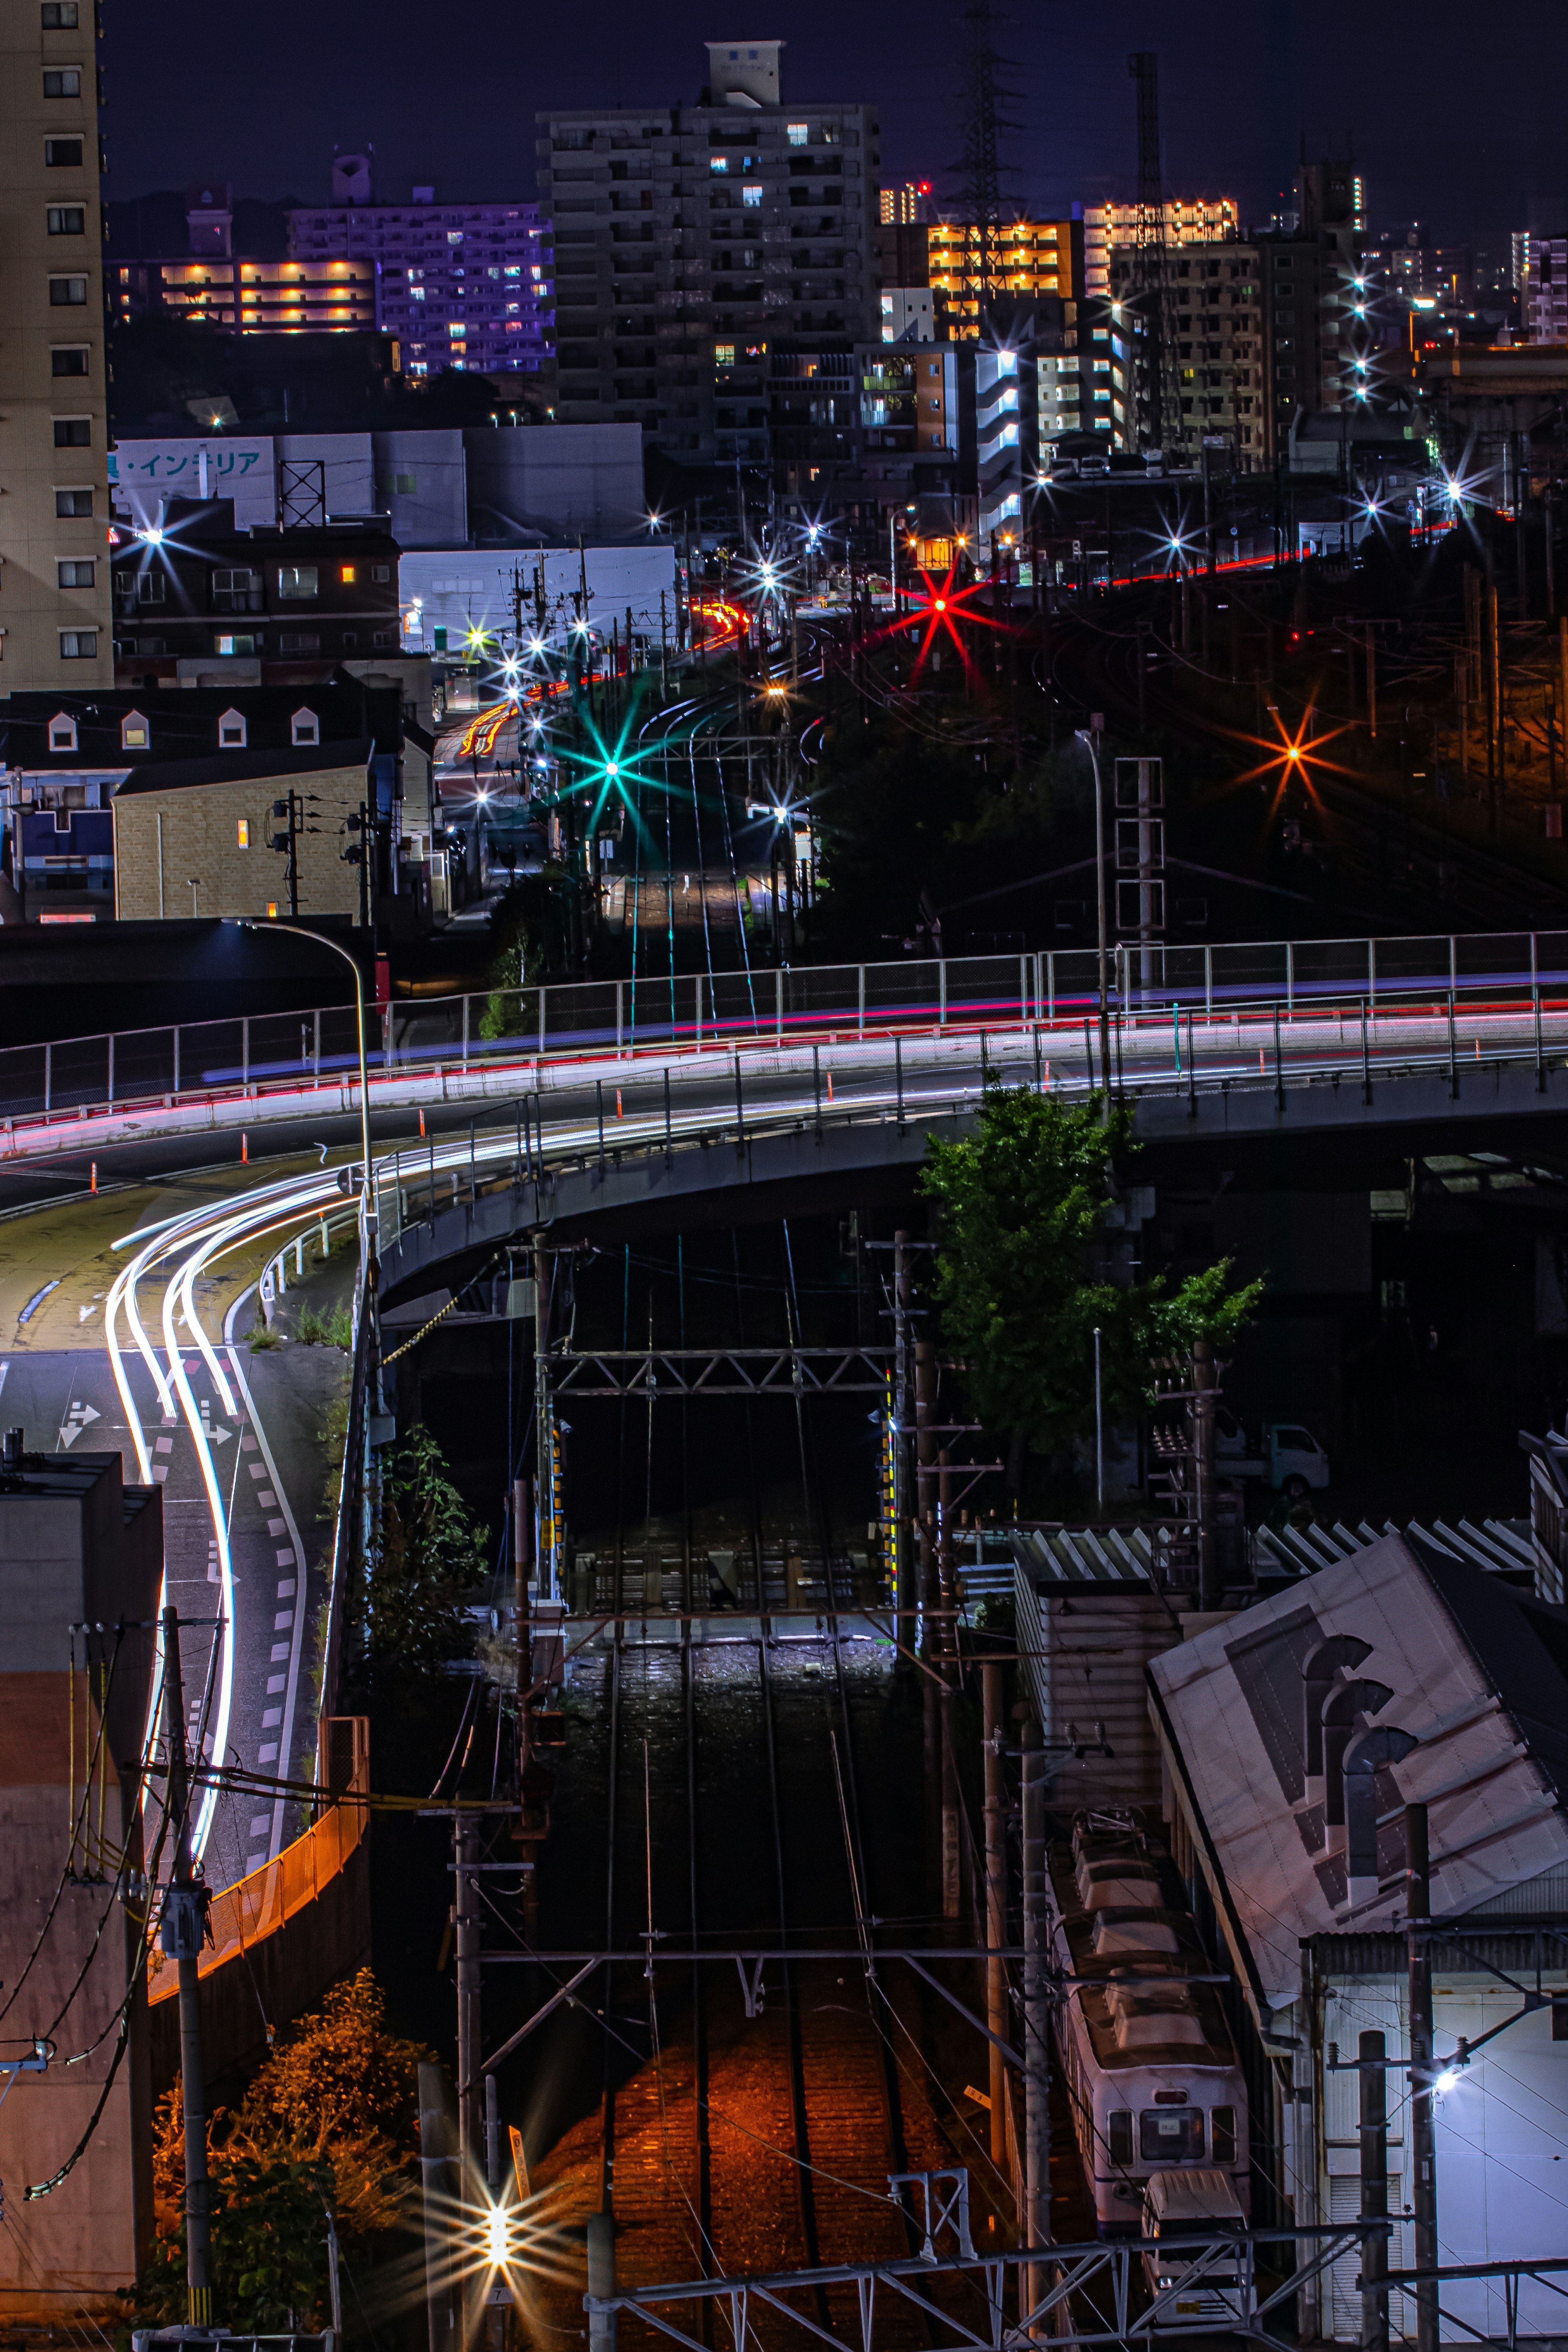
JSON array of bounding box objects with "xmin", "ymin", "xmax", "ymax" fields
[
  {"xmin": 1127, "ymin": 52, "xmax": 1181, "ymax": 459},
  {"xmin": 955, "ymin": 2, "xmax": 1018, "ymax": 310}
]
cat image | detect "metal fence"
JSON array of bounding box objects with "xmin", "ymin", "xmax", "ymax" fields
[{"xmin": 7, "ymin": 929, "xmax": 1568, "ymax": 1125}]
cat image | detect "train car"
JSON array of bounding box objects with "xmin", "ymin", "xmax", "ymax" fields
[{"xmin": 1044, "ymin": 1810, "xmax": 1250, "ymax": 2236}]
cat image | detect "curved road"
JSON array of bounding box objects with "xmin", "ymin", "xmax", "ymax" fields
[{"xmin": 2, "ymin": 987, "xmax": 1566, "ymax": 1890}]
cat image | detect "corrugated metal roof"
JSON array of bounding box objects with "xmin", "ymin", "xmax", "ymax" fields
[
  {"xmin": 1149, "ymin": 1532, "xmax": 1568, "ymax": 2011},
  {"xmin": 1011, "ymin": 1516, "xmax": 1535, "ymax": 1588}
]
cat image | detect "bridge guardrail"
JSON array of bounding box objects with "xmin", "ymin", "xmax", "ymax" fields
[
  {"xmin": 4, "ymin": 929, "xmax": 1568, "ymax": 1128},
  {"xmin": 368, "ymin": 1009, "xmax": 1562, "ymax": 1260}
]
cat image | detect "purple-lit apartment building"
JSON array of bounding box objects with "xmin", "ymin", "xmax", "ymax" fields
[{"xmin": 287, "ymin": 186, "xmax": 554, "ymax": 377}]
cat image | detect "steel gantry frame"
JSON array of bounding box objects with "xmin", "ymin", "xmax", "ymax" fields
[
  {"xmin": 544, "ymin": 1345, "xmax": 892, "ymax": 1399},
  {"xmin": 581, "ymin": 2219, "xmax": 1387, "ymax": 2352}
]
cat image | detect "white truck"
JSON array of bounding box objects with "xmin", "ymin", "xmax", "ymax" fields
[{"xmin": 1214, "ymin": 1408, "xmax": 1330, "ymax": 1498}]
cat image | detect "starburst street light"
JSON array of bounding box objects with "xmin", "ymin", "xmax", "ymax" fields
[
  {"xmin": 1219, "ymin": 702, "xmax": 1356, "ymax": 813},
  {"xmin": 737, "ymin": 547, "xmax": 796, "ymax": 616},
  {"xmin": 548, "ymin": 692, "xmax": 670, "ymax": 842}
]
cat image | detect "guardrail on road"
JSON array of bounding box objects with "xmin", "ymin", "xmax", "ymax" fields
[{"xmin": 6, "ymin": 928, "xmax": 1568, "ymax": 1129}]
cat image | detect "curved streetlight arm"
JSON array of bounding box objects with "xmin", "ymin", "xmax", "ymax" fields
[{"xmin": 233, "ymin": 920, "xmax": 377, "ymax": 1276}]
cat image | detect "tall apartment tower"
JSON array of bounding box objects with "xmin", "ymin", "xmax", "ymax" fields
[
  {"xmin": 537, "ymin": 38, "xmax": 880, "ymax": 467},
  {"xmin": 0, "ymin": 0, "xmax": 112, "ymax": 689}
]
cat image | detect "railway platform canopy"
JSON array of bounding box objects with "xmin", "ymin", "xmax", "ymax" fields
[{"xmin": 1147, "ymin": 1533, "xmax": 1568, "ymax": 2345}]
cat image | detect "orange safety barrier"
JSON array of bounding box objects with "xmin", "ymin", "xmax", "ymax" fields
[{"xmin": 148, "ymin": 1717, "xmax": 370, "ymax": 2002}]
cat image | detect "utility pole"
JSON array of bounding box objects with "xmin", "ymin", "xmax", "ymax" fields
[
  {"xmin": 455, "ymin": 1814, "xmax": 482, "ymax": 2173},
  {"xmin": 1021, "ymin": 1718, "xmax": 1051, "ymax": 2321},
  {"xmin": 342, "ymin": 797, "xmax": 372, "ymax": 931},
  {"xmin": 1487, "ymin": 579, "xmax": 1500, "ymax": 826},
  {"xmin": 891, "ymin": 1229, "xmax": 911, "ymax": 1631},
  {"xmin": 1365, "ymin": 625, "xmax": 1378, "ymax": 744},
  {"xmin": 484, "ymin": 2076, "xmax": 506, "ymax": 2352},
  {"xmin": 514, "ymin": 1474, "xmax": 532, "ymax": 1792},
  {"xmin": 1076, "ymin": 724, "xmax": 1111, "ymax": 1100},
  {"xmin": 1407, "ymin": 1800, "xmax": 1439, "ymax": 2352},
  {"xmin": 982, "ymin": 1662, "xmax": 1007, "ymax": 2171},
  {"xmin": 915, "ymin": 1338, "xmax": 939, "ymax": 1860},
  {"xmin": 1359, "ymin": 2027, "xmax": 1390, "ymax": 2352},
  {"xmin": 270, "ymin": 788, "xmax": 304, "ymax": 918},
  {"xmin": 534, "ymin": 1239, "xmax": 555, "ymax": 1601},
  {"xmin": 937, "ymin": 1449, "xmax": 960, "ymax": 1921},
  {"xmin": 1193, "ymin": 1336, "xmax": 1218, "ymax": 1611},
  {"xmin": 159, "ymin": 1604, "xmax": 213, "ymax": 2328},
  {"xmin": 419, "ymin": 2063, "xmax": 461, "ymax": 2352}
]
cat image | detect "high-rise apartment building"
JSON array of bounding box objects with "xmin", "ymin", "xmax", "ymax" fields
[
  {"xmin": 537, "ymin": 38, "xmax": 880, "ymax": 466},
  {"xmin": 0, "ymin": 0, "xmax": 112, "ymax": 688},
  {"xmin": 926, "ymin": 218, "xmax": 1077, "ymax": 336},
  {"xmin": 1526, "ymin": 240, "xmax": 1568, "ymax": 343},
  {"xmin": 880, "ymin": 180, "xmax": 932, "ymax": 226},
  {"xmin": 1107, "ymin": 236, "xmax": 1355, "ymax": 468},
  {"xmin": 111, "ymin": 255, "xmax": 379, "ymax": 332},
  {"xmin": 288, "ymin": 194, "xmax": 553, "ymax": 376},
  {"xmin": 1084, "ymin": 198, "xmax": 1238, "ymax": 296}
]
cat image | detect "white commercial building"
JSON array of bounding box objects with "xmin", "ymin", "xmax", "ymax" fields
[
  {"xmin": 107, "ymin": 423, "xmax": 646, "ymax": 548},
  {"xmin": 1149, "ymin": 1532, "xmax": 1568, "ymax": 2343},
  {"xmin": 397, "ymin": 543, "xmax": 678, "ymax": 657}
]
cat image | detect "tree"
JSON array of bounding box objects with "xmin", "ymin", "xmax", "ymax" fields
[
  {"xmin": 353, "ymin": 1425, "xmax": 486, "ymax": 1692},
  {"xmin": 922, "ymin": 1083, "xmax": 1260, "ymax": 1483},
  {"xmin": 141, "ymin": 1969, "xmax": 432, "ymax": 2330},
  {"xmin": 479, "ymin": 874, "xmax": 546, "ymax": 1036}
]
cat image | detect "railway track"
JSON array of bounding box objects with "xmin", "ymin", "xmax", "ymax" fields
[
  {"xmin": 514, "ymin": 1622, "xmax": 1023, "ymax": 2340},
  {"xmin": 1049, "ymin": 596, "xmax": 1568, "ymax": 935}
]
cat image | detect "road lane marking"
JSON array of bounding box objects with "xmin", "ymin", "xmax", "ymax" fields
[{"xmin": 224, "ymin": 1294, "xmax": 313, "ymax": 1864}]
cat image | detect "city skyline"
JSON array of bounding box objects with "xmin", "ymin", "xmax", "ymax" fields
[{"xmin": 104, "ymin": 0, "xmax": 1566, "ymax": 245}]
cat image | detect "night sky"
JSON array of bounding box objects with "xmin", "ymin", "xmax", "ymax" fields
[{"xmin": 105, "ymin": 0, "xmax": 1566, "ymax": 243}]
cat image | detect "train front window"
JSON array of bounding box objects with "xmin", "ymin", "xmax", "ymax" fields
[
  {"xmin": 1211, "ymin": 2106, "xmax": 1238, "ymax": 2165},
  {"xmin": 1107, "ymin": 2110, "xmax": 1134, "ymax": 2165},
  {"xmin": 1140, "ymin": 2106, "xmax": 1205, "ymax": 2161}
]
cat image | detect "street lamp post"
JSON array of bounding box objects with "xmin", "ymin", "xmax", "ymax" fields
[
  {"xmin": 233, "ymin": 920, "xmax": 377, "ymax": 1280},
  {"xmin": 1075, "ymin": 726, "xmax": 1112, "ymax": 1091}
]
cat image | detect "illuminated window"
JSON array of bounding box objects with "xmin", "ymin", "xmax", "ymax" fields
[
  {"xmin": 120, "ymin": 711, "xmax": 148, "ymax": 750},
  {"xmin": 742, "ymin": 185, "xmax": 762, "ymax": 208},
  {"xmin": 340, "ymin": 564, "xmax": 357, "ymax": 583},
  {"xmin": 236, "ymin": 818, "xmax": 250, "ymax": 847},
  {"xmin": 278, "ymin": 565, "xmax": 318, "ymax": 600},
  {"xmin": 787, "ymin": 122, "xmax": 808, "ymax": 145},
  {"xmin": 710, "ymin": 156, "xmax": 728, "ymax": 174},
  {"xmin": 714, "ymin": 342, "xmax": 735, "ymax": 367},
  {"xmin": 267, "ymin": 900, "xmax": 278, "ymax": 918}
]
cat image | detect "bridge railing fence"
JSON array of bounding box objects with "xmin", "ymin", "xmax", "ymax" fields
[{"xmin": 6, "ymin": 930, "xmax": 1568, "ymax": 1127}]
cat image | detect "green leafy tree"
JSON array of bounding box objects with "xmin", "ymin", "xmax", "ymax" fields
[
  {"xmin": 140, "ymin": 1969, "xmax": 432, "ymax": 2330},
  {"xmin": 479, "ymin": 875, "xmax": 546, "ymax": 1035},
  {"xmin": 922, "ymin": 1084, "xmax": 1260, "ymax": 1484},
  {"xmin": 356, "ymin": 1424, "xmax": 486, "ymax": 1688}
]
